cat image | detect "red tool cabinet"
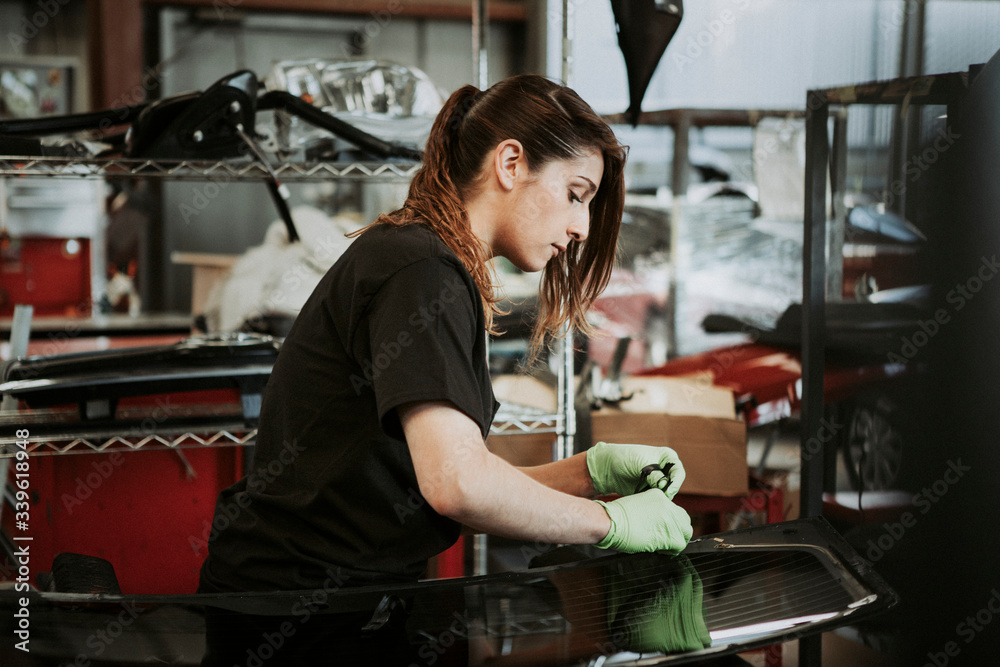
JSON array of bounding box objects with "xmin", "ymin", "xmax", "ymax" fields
[
  {"xmin": 0, "ymin": 236, "xmax": 92, "ymax": 317},
  {"xmin": 4, "ymin": 445, "xmax": 245, "ymax": 594}
]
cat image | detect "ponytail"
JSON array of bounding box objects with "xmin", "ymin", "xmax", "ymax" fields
[
  {"xmin": 425, "ymin": 84, "xmax": 479, "ymax": 192},
  {"xmin": 355, "ymin": 84, "xmax": 504, "ymax": 333}
]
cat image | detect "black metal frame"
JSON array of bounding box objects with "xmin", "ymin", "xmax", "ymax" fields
[
  {"xmin": 801, "ymin": 68, "xmax": 974, "ymax": 516},
  {"xmin": 799, "ymin": 69, "xmax": 974, "ymax": 665}
]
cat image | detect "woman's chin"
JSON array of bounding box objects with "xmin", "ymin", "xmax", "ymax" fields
[{"xmin": 504, "ymin": 255, "xmax": 547, "ymax": 274}]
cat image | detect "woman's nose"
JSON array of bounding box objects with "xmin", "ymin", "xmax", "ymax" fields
[{"xmin": 568, "ymin": 213, "xmax": 590, "ymax": 243}]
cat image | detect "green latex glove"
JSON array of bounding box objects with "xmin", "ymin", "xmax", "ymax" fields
[
  {"xmin": 605, "ymin": 555, "xmax": 712, "ymax": 654},
  {"xmin": 594, "ymin": 489, "xmax": 693, "ymax": 554},
  {"xmin": 587, "ymin": 442, "xmax": 687, "ymax": 500}
]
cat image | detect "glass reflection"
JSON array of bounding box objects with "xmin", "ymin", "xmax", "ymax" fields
[
  {"xmin": 0, "ymin": 520, "xmax": 891, "ymax": 667},
  {"xmin": 197, "ymin": 555, "xmax": 709, "ymax": 667}
]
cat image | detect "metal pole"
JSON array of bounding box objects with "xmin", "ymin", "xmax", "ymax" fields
[
  {"xmin": 473, "ymin": 0, "xmax": 489, "ymax": 88},
  {"xmin": 827, "ymin": 111, "xmax": 848, "ymax": 302},
  {"xmin": 670, "ymin": 111, "xmax": 691, "ymax": 198},
  {"xmin": 475, "ymin": 328, "xmax": 490, "ymax": 575},
  {"xmin": 555, "ymin": 331, "xmax": 576, "ymax": 461},
  {"xmin": 471, "ymin": 0, "xmax": 490, "ymax": 578},
  {"xmin": 801, "ymin": 91, "xmax": 828, "ymax": 520},
  {"xmin": 904, "ymin": 0, "xmax": 927, "ymax": 212},
  {"xmin": 556, "ymin": 0, "xmax": 576, "ymax": 461},
  {"xmin": 4, "ymin": 304, "xmax": 33, "ymax": 367},
  {"xmin": 0, "ymin": 304, "xmax": 33, "ymax": 531},
  {"xmin": 473, "ymin": 533, "xmax": 488, "ymax": 576},
  {"xmin": 799, "ymin": 90, "xmax": 829, "ymax": 667},
  {"xmin": 667, "ymin": 111, "xmax": 691, "ymax": 359},
  {"xmin": 889, "ymin": 0, "xmax": 927, "ymax": 221},
  {"xmin": 561, "ymin": 0, "xmax": 573, "ymax": 85},
  {"xmin": 888, "ymin": 2, "xmax": 912, "ymax": 218}
]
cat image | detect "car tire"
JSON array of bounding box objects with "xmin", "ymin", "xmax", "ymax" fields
[{"xmin": 840, "ymin": 394, "xmax": 906, "ymax": 492}]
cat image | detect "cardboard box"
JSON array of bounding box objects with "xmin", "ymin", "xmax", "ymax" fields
[
  {"xmin": 488, "ymin": 374, "xmax": 748, "ymax": 498},
  {"xmin": 591, "ymin": 376, "xmax": 748, "ymax": 496},
  {"xmin": 491, "ymin": 374, "xmax": 557, "ymax": 412},
  {"xmin": 486, "ymin": 432, "xmax": 558, "ymax": 468}
]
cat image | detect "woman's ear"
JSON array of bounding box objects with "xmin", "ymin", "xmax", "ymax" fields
[{"xmin": 493, "ymin": 139, "xmax": 525, "ymax": 192}]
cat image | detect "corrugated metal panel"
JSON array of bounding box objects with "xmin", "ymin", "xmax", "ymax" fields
[{"xmin": 925, "ymin": 0, "xmax": 1000, "ymax": 74}]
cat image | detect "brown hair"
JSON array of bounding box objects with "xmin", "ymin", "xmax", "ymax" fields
[{"xmin": 370, "ymin": 74, "xmax": 626, "ymax": 353}]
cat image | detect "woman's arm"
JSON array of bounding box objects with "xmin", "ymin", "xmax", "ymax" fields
[
  {"xmin": 517, "ymin": 453, "xmax": 598, "ymax": 498},
  {"xmin": 399, "ymin": 401, "xmax": 610, "ymax": 545}
]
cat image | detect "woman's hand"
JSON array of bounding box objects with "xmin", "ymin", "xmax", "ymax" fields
[
  {"xmin": 586, "ymin": 442, "xmax": 686, "ymax": 499},
  {"xmin": 594, "ymin": 489, "xmax": 692, "ymax": 554}
]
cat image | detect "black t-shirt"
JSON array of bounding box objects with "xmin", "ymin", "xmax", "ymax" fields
[{"xmin": 199, "ymin": 223, "xmax": 498, "ymax": 592}]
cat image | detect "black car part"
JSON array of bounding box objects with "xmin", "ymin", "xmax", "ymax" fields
[
  {"xmin": 0, "ymin": 69, "xmax": 426, "ymax": 245},
  {"xmin": 125, "ymin": 70, "xmax": 258, "ymax": 160},
  {"xmin": 611, "ymin": 0, "xmax": 684, "ymax": 126},
  {"xmin": 0, "ymin": 333, "xmax": 280, "ymax": 425},
  {"xmin": 0, "ymin": 70, "xmax": 423, "ymax": 162}
]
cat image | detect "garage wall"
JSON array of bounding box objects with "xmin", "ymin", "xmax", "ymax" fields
[{"xmin": 924, "ymin": 0, "xmax": 1000, "ymax": 73}]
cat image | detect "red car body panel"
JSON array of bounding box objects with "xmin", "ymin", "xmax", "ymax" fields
[{"xmin": 637, "ymin": 342, "xmax": 907, "ymax": 428}]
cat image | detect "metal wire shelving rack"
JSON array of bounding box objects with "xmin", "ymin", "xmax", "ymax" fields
[
  {"xmin": 0, "ymin": 156, "xmax": 420, "ymax": 182},
  {"xmin": 0, "ymin": 405, "xmax": 562, "ymax": 458}
]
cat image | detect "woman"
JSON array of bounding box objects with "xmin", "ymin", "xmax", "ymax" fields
[{"xmin": 198, "ymin": 74, "xmax": 691, "ymax": 598}]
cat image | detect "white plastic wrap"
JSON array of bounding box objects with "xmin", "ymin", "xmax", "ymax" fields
[{"xmin": 203, "ymin": 206, "xmax": 364, "ymax": 332}]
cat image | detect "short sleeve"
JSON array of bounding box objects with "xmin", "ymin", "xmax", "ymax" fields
[{"xmin": 357, "ymin": 257, "xmax": 491, "ymax": 439}]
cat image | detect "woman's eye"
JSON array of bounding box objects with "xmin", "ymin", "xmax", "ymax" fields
[{"xmin": 569, "ymin": 191, "xmax": 583, "ymax": 204}]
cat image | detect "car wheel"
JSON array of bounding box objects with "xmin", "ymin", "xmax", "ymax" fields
[{"xmin": 841, "ymin": 396, "xmax": 905, "ymax": 491}]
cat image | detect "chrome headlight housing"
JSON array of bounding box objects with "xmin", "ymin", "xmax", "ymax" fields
[{"xmin": 265, "ymin": 59, "xmax": 443, "ymax": 156}]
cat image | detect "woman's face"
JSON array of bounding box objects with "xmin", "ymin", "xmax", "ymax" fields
[{"xmin": 494, "ymin": 149, "xmax": 605, "ymax": 273}]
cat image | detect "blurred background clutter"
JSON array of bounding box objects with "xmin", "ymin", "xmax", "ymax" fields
[{"xmin": 2, "ymin": 1, "xmax": 1000, "ymax": 664}]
